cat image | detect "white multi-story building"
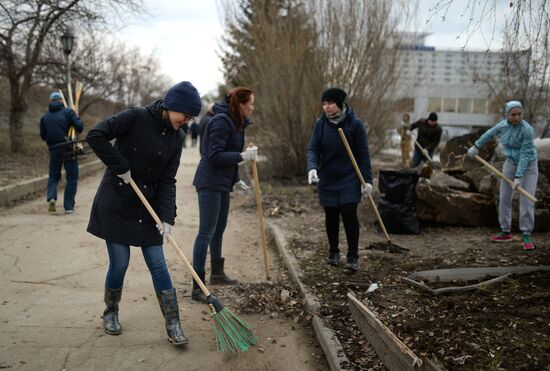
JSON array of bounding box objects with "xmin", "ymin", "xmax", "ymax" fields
[{"xmin": 395, "ymin": 32, "xmax": 530, "ymax": 132}]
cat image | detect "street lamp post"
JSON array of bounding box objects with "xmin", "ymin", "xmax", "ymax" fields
[{"xmin": 60, "ymin": 29, "xmax": 75, "ymax": 91}]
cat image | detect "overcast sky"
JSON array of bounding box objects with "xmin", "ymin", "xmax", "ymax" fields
[{"xmin": 117, "ymin": 0, "xmax": 510, "ymax": 97}]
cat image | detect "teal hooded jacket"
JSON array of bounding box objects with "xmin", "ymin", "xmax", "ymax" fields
[{"xmin": 475, "ymin": 101, "xmax": 537, "ymax": 178}]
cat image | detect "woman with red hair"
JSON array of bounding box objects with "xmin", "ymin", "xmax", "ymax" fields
[{"xmin": 191, "ymin": 87, "xmax": 257, "ymax": 302}]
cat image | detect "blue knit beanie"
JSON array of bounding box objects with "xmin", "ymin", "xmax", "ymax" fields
[
  {"xmin": 50, "ymin": 91, "xmax": 62, "ymax": 100},
  {"xmin": 163, "ymin": 81, "xmax": 202, "ymax": 116}
]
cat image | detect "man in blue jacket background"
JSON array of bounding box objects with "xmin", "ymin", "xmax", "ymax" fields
[{"xmin": 40, "ymin": 91, "xmax": 83, "ymax": 214}]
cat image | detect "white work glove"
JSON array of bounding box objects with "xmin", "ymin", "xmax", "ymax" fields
[
  {"xmin": 118, "ymin": 170, "xmax": 131, "ymax": 184},
  {"xmin": 237, "ymin": 180, "xmax": 251, "ymax": 190},
  {"xmin": 308, "ymin": 169, "xmax": 319, "ymax": 184},
  {"xmin": 156, "ymin": 222, "xmax": 173, "ymax": 239},
  {"xmin": 240, "ymin": 146, "xmax": 258, "ymax": 161},
  {"xmin": 361, "ymin": 183, "xmax": 373, "ymax": 197},
  {"xmin": 467, "ymin": 146, "xmax": 478, "ymax": 158},
  {"xmin": 512, "ymin": 178, "xmax": 521, "ymax": 190}
]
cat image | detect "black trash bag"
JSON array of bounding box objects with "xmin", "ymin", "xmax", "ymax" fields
[
  {"xmin": 378, "ymin": 198, "xmax": 420, "ymax": 234},
  {"xmin": 378, "ymin": 169, "xmax": 419, "ymax": 204}
]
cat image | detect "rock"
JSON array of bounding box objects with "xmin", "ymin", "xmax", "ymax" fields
[
  {"xmin": 462, "ymin": 167, "xmax": 494, "ymax": 195},
  {"xmin": 428, "ymin": 169, "xmax": 470, "ymax": 191},
  {"xmin": 440, "ymin": 128, "xmax": 497, "ymax": 172},
  {"xmin": 415, "ymin": 182, "xmax": 498, "ymax": 227}
]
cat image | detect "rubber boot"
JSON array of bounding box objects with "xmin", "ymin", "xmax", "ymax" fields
[
  {"xmin": 191, "ymin": 272, "xmax": 208, "ymax": 304},
  {"xmin": 156, "ymin": 288, "xmax": 189, "ymax": 346},
  {"xmin": 210, "ymin": 258, "xmax": 238, "ymax": 285},
  {"xmin": 103, "ymin": 287, "xmax": 122, "ymax": 335}
]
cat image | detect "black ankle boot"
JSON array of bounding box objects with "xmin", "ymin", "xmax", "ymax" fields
[
  {"xmin": 210, "ymin": 258, "xmax": 238, "ymax": 285},
  {"xmin": 192, "ymin": 272, "xmax": 208, "ymax": 304},
  {"xmin": 156, "ymin": 288, "xmax": 189, "ymax": 346},
  {"xmin": 103, "ymin": 287, "xmax": 122, "ymax": 335}
]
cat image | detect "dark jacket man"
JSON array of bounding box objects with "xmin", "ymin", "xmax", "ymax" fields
[
  {"xmin": 409, "ymin": 112, "xmax": 442, "ymax": 167},
  {"xmin": 307, "ymin": 108, "xmax": 372, "ymax": 207},
  {"xmin": 86, "ymin": 100, "xmax": 184, "ymax": 246},
  {"xmin": 40, "ymin": 100, "xmax": 83, "ymax": 147}
]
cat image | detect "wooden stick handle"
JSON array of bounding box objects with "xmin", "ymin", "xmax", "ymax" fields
[
  {"xmin": 67, "ymin": 83, "xmax": 75, "ymax": 110},
  {"xmin": 251, "ymin": 159, "xmax": 270, "ymax": 280},
  {"xmin": 472, "ymin": 154, "xmax": 537, "ymax": 202},
  {"xmin": 58, "ymin": 89, "xmax": 68, "ymax": 108},
  {"xmin": 337, "ymin": 128, "xmax": 392, "ymax": 243},
  {"xmin": 414, "ymin": 140, "xmax": 433, "ymax": 162},
  {"xmin": 129, "ymin": 179, "xmax": 211, "ymax": 296}
]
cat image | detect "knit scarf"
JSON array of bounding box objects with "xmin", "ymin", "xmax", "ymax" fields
[{"xmin": 327, "ymin": 104, "xmax": 347, "ymax": 125}]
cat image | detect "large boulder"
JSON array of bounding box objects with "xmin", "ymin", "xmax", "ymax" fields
[
  {"xmin": 415, "ymin": 181, "xmax": 498, "ymax": 227},
  {"xmin": 428, "ymin": 169, "xmax": 471, "ymax": 191},
  {"xmin": 462, "ymin": 166, "xmax": 495, "ymax": 195},
  {"xmin": 440, "ymin": 128, "xmax": 497, "ymax": 173}
]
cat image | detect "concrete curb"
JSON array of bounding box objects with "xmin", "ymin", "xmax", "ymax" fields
[
  {"xmin": 0, "ymin": 159, "xmax": 104, "ymax": 207},
  {"xmin": 266, "ymin": 221, "xmax": 352, "ymax": 371}
]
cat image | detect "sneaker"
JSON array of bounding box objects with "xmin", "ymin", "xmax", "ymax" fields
[
  {"xmin": 65, "ymin": 209, "xmax": 74, "ymax": 214},
  {"xmin": 326, "ymin": 252, "xmax": 340, "ymax": 266},
  {"xmin": 48, "ymin": 200, "xmax": 56, "ymax": 213},
  {"xmin": 490, "ymin": 231, "xmax": 513, "ymax": 243},
  {"xmin": 345, "ymin": 257, "xmax": 358, "ymax": 272},
  {"xmin": 522, "ymin": 234, "xmax": 535, "ymax": 251}
]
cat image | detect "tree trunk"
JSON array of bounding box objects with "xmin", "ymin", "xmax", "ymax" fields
[{"xmin": 9, "ymin": 81, "xmax": 28, "ymax": 153}]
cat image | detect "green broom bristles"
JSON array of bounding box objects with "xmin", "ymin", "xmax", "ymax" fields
[{"xmin": 208, "ymin": 296, "xmax": 258, "ymax": 352}]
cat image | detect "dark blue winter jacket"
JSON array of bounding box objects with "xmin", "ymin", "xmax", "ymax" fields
[
  {"xmin": 86, "ymin": 100, "xmax": 183, "ymax": 246},
  {"xmin": 307, "ymin": 107, "xmax": 372, "ymax": 207},
  {"xmin": 40, "ymin": 101, "xmax": 83, "ymax": 148},
  {"xmin": 193, "ymin": 101, "xmax": 250, "ymax": 192}
]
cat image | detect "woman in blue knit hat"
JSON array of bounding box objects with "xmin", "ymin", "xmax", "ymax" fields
[
  {"xmin": 467, "ymin": 100, "xmax": 539, "ymax": 250},
  {"xmin": 190, "ymin": 86, "xmax": 257, "ymax": 303},
  {"xmin": 307, "ymin": 87, "xmax": 373, "ymax": 272},
  {"xmin": 86, "ymin": 81, "xmax": 202, "ymax": 346}
]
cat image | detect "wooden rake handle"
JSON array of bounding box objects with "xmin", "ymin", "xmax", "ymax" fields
[
  {"xmin": 337, "ymin": 128, "xmax": 392, "ymax": 243},
  {"xmin": 129, "ymin": 179, "xmax": 211, "ymax": 296},
  {"xmin": 247, "ymin": 143, "xmax": 270, "ymax": 280},
  {"xmin": 414, "ymin": 140, "xmax": 434, "ymax": 162},
  {"xmin": 472, "ymin": 154, "xmax": 537, "ymax": 202}
]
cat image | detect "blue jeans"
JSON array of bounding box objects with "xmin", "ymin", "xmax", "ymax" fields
[
  {"xmin": 192, "ymin": 190, "xmax": 230, "ymax": 275},
  {"xmin": 411, "ymin": 146, "xmax": 434, "ymax": 167},
  {"xmin": 47, "ymin": 147, "xmax": 78, "ymax": 210},
  {"xmin": 105, "ymin": 241, "xmax": 173, "ymax": 293}
]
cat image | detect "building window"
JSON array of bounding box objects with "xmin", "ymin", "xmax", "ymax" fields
[
  {"xmin": 473, "ymin": 98, "xmax": 487, "ymax": 114},
  {"xmin": 444, "ymin": 98, "xmax": 457, "ymax": 112},
  {"xmin": 427, "ymin": 97, "xmax": 441, "ymax": 112},
  {"xmin": 458, "ymin": 98, "xmax": 472, "ymax": 113}
]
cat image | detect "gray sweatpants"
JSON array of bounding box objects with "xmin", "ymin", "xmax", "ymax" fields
[{"xmin": 499, "ymin": 160, "xmax": 538, "ymax": 234}]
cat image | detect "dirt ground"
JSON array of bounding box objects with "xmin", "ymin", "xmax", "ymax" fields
[
  {"xmin": 248, "ymin": 162, "xmax": 550, "ymax": 370},
  {"xmin": 0, "ymin": 141, "xmax": 328, "ymax": 371},
  {"xmin": 3, "ymin": 131, "xmax": 549, "ymax": 370}
]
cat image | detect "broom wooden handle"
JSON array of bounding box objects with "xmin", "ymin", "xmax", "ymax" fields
[
  {"xmin": 472, "ymin": 153, "xmax": 537, "ymax": 202},
  {"xmin": 129, "ymin": 179, "xmax": 211, "ymax": 296},
  {"xmin": 248, "ymin": 144, "xmax": 270, "ymax": 280},
  {"xmin": 337, "ymin": 128, "xmax": 392, "ymax": 243},
  {"xmin": 414, "ymin": 140, "xmax": 434, "ymax": 162}
]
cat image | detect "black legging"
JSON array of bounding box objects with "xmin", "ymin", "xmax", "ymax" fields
[{"xmin": 324, "ymin": 203, "xmax": 359, "ymax": 259}]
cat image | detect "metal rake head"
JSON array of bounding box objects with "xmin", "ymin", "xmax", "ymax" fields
[{"xmin": 366, "ymin": 241, "xmax": 409, "ymax": 257}]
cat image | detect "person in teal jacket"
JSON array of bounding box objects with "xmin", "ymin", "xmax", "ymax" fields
[{"xmin": 467, "ymin": 100, "xmax": 538, "ymax": 250}]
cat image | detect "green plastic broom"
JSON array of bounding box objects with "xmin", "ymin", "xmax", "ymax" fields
[{"xmin": 129, "ymin": 179, "xmax": 257, "ymax": 352}]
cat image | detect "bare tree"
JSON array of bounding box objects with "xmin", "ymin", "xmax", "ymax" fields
[
  {"xmin": 221, "ymin": 0, "xmax": 325, "ymax": 177},
  {"xmin": 0, "ymin": 0, "xmax": 142, "ymax": 153},
  {"xmin": 313, "ymin": 0, "xmax": 411, "ymax": 154},
  {"xmin": 220, "ymin": 0, "xmax": 411, "ymax": 177}
]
